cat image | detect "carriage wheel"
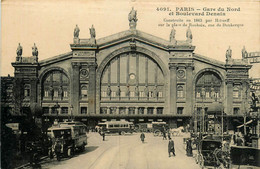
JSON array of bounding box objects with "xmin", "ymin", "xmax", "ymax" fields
[
  {"xmin": 153, "ymin": 130, "xmax": 160, "ymax": 137},
  {"xmin": 121, "ymin": 131, "xmax": 125, "ymax": 135}
]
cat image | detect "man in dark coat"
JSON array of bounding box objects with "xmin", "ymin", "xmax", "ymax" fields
[
  {"xmin": 140, "ymin": 132, "xmax": 145, "ymax": 143},
  {"xmin": 168, "ymin": 138, "xmax": 175, "ymax": 157}
]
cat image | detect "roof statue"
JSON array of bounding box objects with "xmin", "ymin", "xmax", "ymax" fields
[
  {"xmin": 186, "ymin": 26, "xmax": 192, "ymax": 43},
  {"xmin": 226, "ymin": 46, "xmax": 232, "ymax": 61},
  {"xmin": 32, "ymin": 43, "xmax": 38, "ymax": 57},
  {"xmin": 128, "ymin": 7, "xmax": 138, "ymax": 29},
  {"xmin": 16, "ymin": 43, "xmax": 23, "ymax": 57},
  {"xmin": 89, "ymin": 25, "xmax": 96, "ymax": 39},
  {"xmin": 242, "ymin": 46, "xmax": 248, "ymax": 59},
  {"xmin": 74, "ymin": 24, "xmax": 80, "ymax": 38},
  {"xmin": 169, "ymin": 27, "xmax": 176, "ymax": 45}
]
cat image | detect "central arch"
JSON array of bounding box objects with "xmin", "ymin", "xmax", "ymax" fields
[{"xmin": 96, "ymin": 46, "xmax": 169, "ymax": 114}]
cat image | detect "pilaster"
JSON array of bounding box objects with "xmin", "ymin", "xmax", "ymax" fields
[
  {"xmin": 71, "ymin": 62, "xmax": 80, "ymax": 115},
  {"xmin": 226, "ymin": 80, "xmax": 233, "ymax": 115},
  {"xmin": 169, "ymin": 63, "xmax": 177, "ymax": 114},
  {"xmin": 88, "ymin": 63, "xmax": 97, "ymax": 114},
  {"xmin": 185, "ymin": 63, "xmax": 193, "ymax": 115}
]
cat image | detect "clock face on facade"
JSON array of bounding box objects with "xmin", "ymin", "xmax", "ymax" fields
[
  {"xmin": 177, "ymin": 70, "xmax": 185, "ymax": 78},
  {"xmin": 80, "ymin": 69, "xmax": 89, "ymax": 78},
  {"xmin": 129, "ymin": 73, "xmax": 136, "ymax": 80}
]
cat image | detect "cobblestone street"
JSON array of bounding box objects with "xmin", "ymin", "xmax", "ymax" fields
[{"xmin": 33, "ymin": 132, "xmax": 200, "ymax": 169}]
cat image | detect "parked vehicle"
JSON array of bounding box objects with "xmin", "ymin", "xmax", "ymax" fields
[
  {"xmin": 47, "ymin": 121, "xmax": 87, "ymax": 160},
  {"xmin": 229, "ymin": 146, "xmax": 260, "ymax": 168},
  {"xmin": 195, "ymin": 139, "xmax": 222, "ymax": 169},
  {"xmin": 98, "ymin": 121, "xmax": 134, "ymax": 135},
  {"xmin": 59, "ymin": 121, "xmax": 87, "ymax": 151},
  {"xmin": 152, "ymin": 122, "xmax": 169, "ymax": 136}
]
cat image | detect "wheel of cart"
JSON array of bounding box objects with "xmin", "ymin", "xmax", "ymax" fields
[
  {"xmin": 197, "ymin": 139, "xmax": 222, "ymax": 169},
  {"xmin": 153, "ymin": 129, "xmax": 161, "ymax": 137}
]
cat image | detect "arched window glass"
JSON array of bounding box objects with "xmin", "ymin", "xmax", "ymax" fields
[{"xmin": 195, "ymin": 71, "xmax": 222, "ymax": 100}]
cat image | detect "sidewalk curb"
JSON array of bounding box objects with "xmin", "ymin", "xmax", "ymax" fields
[{"xmin": 14, "ymin": 156, "xmax": 48, "ymax": 169}]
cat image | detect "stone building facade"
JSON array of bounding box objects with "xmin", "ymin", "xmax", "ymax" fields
[{"xmin": 4, "ymin": 9, "xmax": 253, "ymax": 130}]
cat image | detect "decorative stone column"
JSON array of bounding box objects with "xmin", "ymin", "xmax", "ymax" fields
[
  {"xmin": 107, "ymin": 107, "xmax": 111, "ymax": 114},
  {"xmin": 226, "ymin": 80, "xmax": 233, "ymax": 115},
  {"xmin": 58, "ymin": 107, "xmax": 61, "ymax": 115},
  {"xmin": 144, "ymin": 107, "xmax": 148, "ymax": 115},
  {"xmin": 169, "ymin": 63, "xmax": 177, "ymax": 114},
  {"xmin": 48, "ymin": 106, "xmax": 52, "ymax": 114},
  {"xmin": 126, "ymin": 107, "xmax": 129, "ymax": 115},
  {"xmin": 186, "ymin": 63, "xmax": 193, "ymax": 115},
  {"xmin": 116, "ymin": 107, "xmax": 120, "ymax": 115},
  {"xmin": 71, "ymin": 62, "xmax": 80, "ymax": 115},
  {"xmin": 88, "ymin": 63, "xmax": 97, "ymax": 114},
  {"xmin": 135, "ymin": 107, "xmax": 138, "ymax": 115},
  {"xmin": 153, "ymin": 107, "xmax": 157, "ymax": 114}
]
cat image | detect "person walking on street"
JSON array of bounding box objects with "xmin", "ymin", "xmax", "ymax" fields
[
  {"xmin": 168, "ymin": 138, "xmax": 176, "ymax": 157},
  {"xmin": 102, "ymin": 131, "xmax": 105, "ymax": 141},
  {"xmin": 140, "ymin": 132, "xmax": 145, "ymax": 143},
  {"xmin": 163, "ymin": 131, "xmax": 167, "ymax": 140}
]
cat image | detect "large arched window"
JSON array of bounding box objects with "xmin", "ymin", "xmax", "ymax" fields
[
  {"xmin": 195, "ymin": 71, "xmax": 222, "ymax": 100},
  {"xmin": 42, "ymin": 70, "xmax": 69, "ymax": 100},
  {"xmin": 100, "ymin": 52, "xmax": 165, "ymax": 101}
]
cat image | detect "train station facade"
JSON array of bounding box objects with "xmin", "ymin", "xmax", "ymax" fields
[{"xmin": 2, "ymin": 10, "xmax": 253, "ymax": 130}]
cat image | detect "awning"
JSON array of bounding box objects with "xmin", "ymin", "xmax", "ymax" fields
[
  {"xmin": 236, "ymin": 120, "xmax": 253, "ymax": 128},
  {"xmin": 207, "ymin": 102, "xmax": 223, "ymax": 113}
]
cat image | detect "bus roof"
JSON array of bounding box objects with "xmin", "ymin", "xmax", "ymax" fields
[
  {"xmin": 102, "ymin": 121, "xmax": 133, "ymax": 124},
  {"xmin": 47, "ymin": 126, "xmax": 71, "ymax": 131}
]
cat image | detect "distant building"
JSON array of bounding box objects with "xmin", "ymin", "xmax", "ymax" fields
[{"xmin": 1, "ymin": 9, "xmax": 253, "ymax": 131}]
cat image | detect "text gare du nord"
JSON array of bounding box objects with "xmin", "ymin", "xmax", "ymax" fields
[{"xmin": 157, "ymin": 7, "xmax": 240, "ymax": 16}]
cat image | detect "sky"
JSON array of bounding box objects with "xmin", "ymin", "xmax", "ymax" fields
[{"xmin": 1, "ymin": 0, "xmax": 260, "ymax": 77}]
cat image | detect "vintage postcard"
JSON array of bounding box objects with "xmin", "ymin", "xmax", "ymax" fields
[{"xmin": 1, "ymin": 0, "xmax": 260, "ymax": 169}]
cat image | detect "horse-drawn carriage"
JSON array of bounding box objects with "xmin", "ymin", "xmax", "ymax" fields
[{"xmin": 195, "ymin": 139, "xmax": 222, "ymax": 169}]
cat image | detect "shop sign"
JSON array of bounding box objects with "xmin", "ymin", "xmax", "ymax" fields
[
  {"xmin": 101, "ymin": 119, "xmax": 107, "ymax": 121},
  {"xmin": 148, "ymin": 119, "xmax": 153, "ymax": 122},
  {"xmin": 129, "ymin": 119, "xmax": 135, "ymax": 122},
  {"xmin": 139, "ymin": 119, "xmax": 144, "ymax": 122},
  {"xmin": 177, "ymin": 119, "xmax": 182, "ymax": 121}
]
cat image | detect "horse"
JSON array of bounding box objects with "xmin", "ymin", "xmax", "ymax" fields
[{"xmin": 170, "ymin": 126, "xmax": 184, "ymax": 137}]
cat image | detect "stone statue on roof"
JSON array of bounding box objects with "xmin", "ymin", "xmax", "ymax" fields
[
  {"xmin": 74, "ymin": 24, "xmax": 80, "ymax": 38},
  {"xmin": 32, "ymin": 43, "xmax": 38, "ymax": 57},
  {"xmin": 170, "ymin": 27, "xmax": 176, "ymax": 44},
  {"xmin": 89, "ymin": 25, "xmax": 96, "ymax": 39},
  {"xmin": 242, "ymin": 46, "xmax": 248, "ymax": 59},
  {"xmin": 186, "ymin": 26, "xmax": 192, "ymax": 43},
  {"xmin": 16, "ymin": 43, "xmax": 23, "ymax": 56},
  {"xmin": 128, "ymin": 7, "xmax": 138, "ymax": 29},
  {"xmin": 226, "ymin": 46, "xmax": 232, "ymax": 60}
]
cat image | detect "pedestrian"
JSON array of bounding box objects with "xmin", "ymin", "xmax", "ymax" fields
[
  {"xmin": 140, "ymin": 132, "xmax": 145, "ymax": 143},
  {"xmin": 167, "ymin": 130, "xmax": 171, "ymax": 140},
  {"xmin": 168, "ymin": 137, "xmax": 175, "ymax": 157},
  {"xmin": 163, "ymin": 131, "xmax": 167, "ymax": 140},
  {"xmin": 186, "ymin": 139, "xmax": 193, "ymax": 156},
  {"xmin": 102, "ymin": 131, "xmax": 105, "ymax": 141}
]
